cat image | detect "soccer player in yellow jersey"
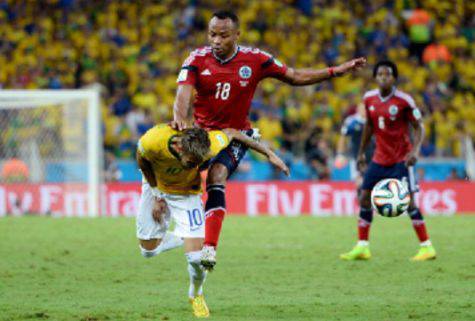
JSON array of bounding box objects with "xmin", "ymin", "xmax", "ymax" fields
[{"xmin": 136, "ymin": 124, "xmax": 288, "ymax": 318}]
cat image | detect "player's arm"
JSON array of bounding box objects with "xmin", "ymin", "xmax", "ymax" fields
[
  {"xmin": 336, "ymin": 117, "xmax": 350, "ymax": 165},
  {"xmin": 171, "ymin": 84, "xmax": 194, "ymax": 130},
  {"xmin": 406, "ymin": 118, "xmax": 425, "ymax": 167},
  {"xmin": 136, "ymin": 147, "xmax": 167, "ymax": 223},
  {"xmin": 222, "ymin": 129, "xmax": 290, "ymax": 176},
  {"xmin": 280, "ymin": 58, "xmax": 366, "ymax": 86},
  {"xmin": 356, "ymin": 119, "xmax": 373, "ymax": 173},
  {"xmin": 336, "ymin": 135, "xmax": 347, "ymax": 156},
  {"xmin": 136, "ymin": 150, "xmax": 157, "ymax": 187},
  {"xmin": 335, "ymin": 134, "xmax": 348, "ymax": 168}
]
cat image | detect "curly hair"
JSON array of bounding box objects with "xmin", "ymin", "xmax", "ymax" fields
[{"xmin": 373, "ymin": 60, "xmax": 398, "ymax": 79}]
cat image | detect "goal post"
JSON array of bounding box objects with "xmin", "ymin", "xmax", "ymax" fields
[{"xmin": 0, "ymin": 90, "xmax": 102, "ymax": 216}]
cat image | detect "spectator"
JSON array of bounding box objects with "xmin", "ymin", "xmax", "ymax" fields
[
  {"xmin": 0, "ymin": 0, "xmax": 472, "ymax": 176},
  {"xmin": 423, "ymin": 43, "xmax": 451, "ymax": 66},
  {"xmin": 420, "ymin": 137, "xmax": 436, "ymax": 157},
  {"xmin": 104, "ymin": 151, "xmax": 122, "ymax": 182}
]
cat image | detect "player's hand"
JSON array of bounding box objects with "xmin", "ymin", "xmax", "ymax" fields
[
  {"xmin": 405, "ymin": 150, "xmax": 418, "ymax": 167},
  {"xmin": 356, "ymin": 153, "xmax": 367, "ymax": 173},
  {"xmin": 334, "ymin": 154, "xmax": 348, "ymax": 169},
  {"xmin": 152, "ymin": 197, "xmax": 168, "ymax": 224},
  {"xmin": 268, "ymin": 152, "xmax": 290, "ymax": 177},
  {"xmin": 169, "ymin": 120, "xmax": 189, "ymax": 131},
  {"xmin": 334, "ymin": 57, "xmax": 367, "ymax": 76}
]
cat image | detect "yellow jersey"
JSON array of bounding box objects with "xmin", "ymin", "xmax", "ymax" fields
[{"xmin": 138, "ymin": 124, "xmax": 230, "ymax": 195}]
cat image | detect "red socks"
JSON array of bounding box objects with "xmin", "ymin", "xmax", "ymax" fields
[
  {"xmin": 204, "ymin": 208, "xmax": 226, "ymax": 247},
  {"xmin": 411, "ymin": 220, "xmax": 429, "ymax": 242},
  {"xmin": 358, "ymin": 219, "xmax": 371, "ymax": 241}
]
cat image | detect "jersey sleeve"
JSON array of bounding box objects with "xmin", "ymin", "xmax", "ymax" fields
[
  {"xmin": 257, "ymin": 50, "xmax": 288, "ymax": 80},
  {"xmin": 402, "ymin": 94, "xmax": 422, "ymax": 122},
  {"xmin": 177, "ymin": 51, "xmax": 200, "ymax": 86},
  {"xmin": 207, "ymin": 130, "xmax": 230, "ymax": 158}
]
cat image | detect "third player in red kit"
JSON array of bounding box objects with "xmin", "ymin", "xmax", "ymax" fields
[
  {"xmin": 340, "ymin": 60, "xmax": 437, "ymax": 262},
  {"xmin": 173, "ymin": 10, "xmax": 366, "ymax": 270},
  {"xmin": 363, "ymin": 86, "xmax": 419, "ymax": 166}
]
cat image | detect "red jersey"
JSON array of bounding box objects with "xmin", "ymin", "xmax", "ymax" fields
[
  {"xmin": 363, "ymin": 88, "xmax": 422, "ymax": 166},
  {"xmin": 177, "ymin": 46, "xmax": 288, "ymax": 130}
]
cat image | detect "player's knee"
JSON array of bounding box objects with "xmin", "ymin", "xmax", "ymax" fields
[
  {"xmin": 408, "ymin": 196, "xmax": 417, "ymax": 210},
  {"xmin": 139, "ymin": 239, "xmax": 161, "ymax": 258},
  {"xmin": 207, "ymin": 163, "xmax": 228, "ymax": 185},
  {"xmin": 359, "ymin": 190, "xmax": 371, "ymax": 208},
  {"xmin": 408, "ymin": 207, "xmax": 423, "ymax": 220}
]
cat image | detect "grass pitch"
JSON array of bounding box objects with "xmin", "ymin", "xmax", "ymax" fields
[{"xmin": 0, "ymin": 216, "xmax": 474, "ymax": 321}]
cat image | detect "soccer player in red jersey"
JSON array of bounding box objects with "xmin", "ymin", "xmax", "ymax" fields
[
  {"xmin": 172, "ymin": 10, "xmax": 366, "ymax": 269},
  {"xmin": 340, "ymin": 60, "xmax": 437, "ymax": 261}
]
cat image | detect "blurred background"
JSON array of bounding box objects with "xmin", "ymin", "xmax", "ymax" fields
[{"xmin": 0, "ymin": 0, "xmax": 473, "ymax": 197}]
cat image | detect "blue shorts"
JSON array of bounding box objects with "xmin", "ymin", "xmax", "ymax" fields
[
  {"xmin": 361, "ymin": 161, "xmax": 418, "ymax": 193},
  {"xmin": 208, "ymin": 129, "xmax": 255, "ymax": 178}
]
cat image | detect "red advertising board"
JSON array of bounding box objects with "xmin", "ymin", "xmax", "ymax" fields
[{"xmin": 0, "ymin": 181, "xmax": 473, "ymax": 217}]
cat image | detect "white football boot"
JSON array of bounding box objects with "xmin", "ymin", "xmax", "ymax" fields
[{"xmin": 200, "ymin": 245, "xmax": 217, "ymax": 271}]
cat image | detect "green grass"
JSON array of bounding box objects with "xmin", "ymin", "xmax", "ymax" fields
[{"xmin": 0, "ymin": 216, "xmax": 474, "ymax": 321}]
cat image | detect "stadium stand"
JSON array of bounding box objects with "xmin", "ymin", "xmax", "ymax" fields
[{"xmin": 0, "ymin": 0, "xmax": 473, "ymax": 181}]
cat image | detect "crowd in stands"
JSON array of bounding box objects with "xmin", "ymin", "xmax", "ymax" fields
[{"xmin": 0, "ymin": 0, "xmax": 473, "ymax": 179}]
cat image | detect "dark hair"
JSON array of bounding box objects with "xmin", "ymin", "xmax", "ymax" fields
[
  {"xmin": 212, "ymin": 10, "xmax": 239, "ymax": 27},
  {"xmin": 373, "ymin": 60, "xmax": 398, "ymax": 79},
  {"xmin": 180, "ymin": 128, "xmax": 211, "ymax": 163}
]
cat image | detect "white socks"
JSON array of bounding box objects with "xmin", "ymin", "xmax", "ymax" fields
[
  {"xmin": 357, "ymin": 240, "xmax": 369, "ymax": 246},
  {"xmin": 186, "ymin": 250, "xmax": 207, "ymax": 298},
  {"xmin": 420, "ymin": 240, "xmax": 432, "ymax": 247}
]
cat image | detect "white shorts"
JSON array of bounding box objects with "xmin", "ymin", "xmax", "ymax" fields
[{"xmin": 136, "ymin": 182, "xmax": 205, "ymax": 240}]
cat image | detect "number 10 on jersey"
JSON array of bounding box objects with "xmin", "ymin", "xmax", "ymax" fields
[{"xmin": 215, "ymin": 82, "xmax": 231, "ymax": 100}]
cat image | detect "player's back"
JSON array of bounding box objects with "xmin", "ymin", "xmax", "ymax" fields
[
  {"xmin": 177, "ymin": 46, "xmax": 287, "ymax": 130},
  {"xmin": 363, "ymin": 88, "xmax": 422, "ymax": 166},
  {"xmin": 138, "ymin": 124, "xmax": 229, "ymax": 195}
]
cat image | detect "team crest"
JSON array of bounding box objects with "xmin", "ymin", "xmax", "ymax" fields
[
  {"xmin": 389, "ymin": 105, "xmax": 399, "ymax": 116},
  {"xmin": 239, "ymin": 66, "xmax": 252, "ymax": 79},
  {"xmin": 369, "ymin": 105, "xmax": 375, "ymax": 112}
]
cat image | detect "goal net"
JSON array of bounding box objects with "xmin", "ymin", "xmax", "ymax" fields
[{"xmin": 0, "ymin": 90, "xmax": 102, "ymax": 217}]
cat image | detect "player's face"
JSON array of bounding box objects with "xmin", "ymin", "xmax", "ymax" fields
[
  {"xmin": 208, "ymin": 17, "xmax": 239, "ymax": 59},
  {"xmin": 180, "ymin": 153, "xmax": 202, "ymax": 169},
  {"xmin": 375, "ymin": 66, "xmax": 395, "ymax": 90}
]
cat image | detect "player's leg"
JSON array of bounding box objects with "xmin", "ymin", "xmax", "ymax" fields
[
  {"xmin": 202, "ymin": 132, "xmax": 254, "ymax": 269},
  {"xmin": 340, "ymin": 189, "xmax": 372, "ymax": 260},
  {"xmin": 167, "ymin": 194, "xmax": 210, "ymax": 317},
  {"xmin": 201, "ymin": 162, "xmax": 228, "ymax": 270},
  {"xmin": 202, "ymin": 161, "xmax": 228, "ymax": 249},
  {"xmin": 402, "ymin": 165, "xmax": 436, "ymax": 261},
  {"xmin": 340, "ymin": 162, "xmax": 381, "ymax": 260},
  {"xmin": 184, "ymin": 238, "xmax": 210, "ymax": 318},
  {"xmin": 136, "ymin": 181, "xmax": 183, "ymax": 258}
]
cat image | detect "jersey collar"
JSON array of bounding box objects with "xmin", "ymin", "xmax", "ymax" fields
[
  {"xmin": 212, "ymin": 45, "xmax": 239, "ymax": 64},
  {"xmin": 378, "ymin": 86, "xmax": 396, "ymax": 102}
]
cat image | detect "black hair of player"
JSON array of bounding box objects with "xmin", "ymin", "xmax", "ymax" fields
[
  {"xmin": 212, "ymin": 10, "xmax": 239, "ymax": 28},
  {"xmin": 373, "ymin": 60, "xmax": 398, "ymax": 79}
]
